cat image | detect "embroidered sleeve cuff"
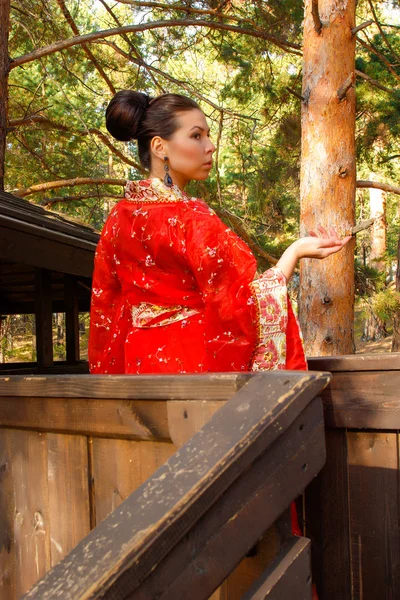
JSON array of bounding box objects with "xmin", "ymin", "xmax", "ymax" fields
[{"xmin": 249, "ymin": 267, "xmax": 288, "ymax": 371}]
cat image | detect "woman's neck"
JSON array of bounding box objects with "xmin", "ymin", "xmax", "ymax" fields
[{"xmin": 149, "ymin": 167, "xmax": 188, "ymax": 191}]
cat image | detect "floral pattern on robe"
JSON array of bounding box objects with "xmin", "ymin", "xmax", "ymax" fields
[{"xmin": 89, "ymin": 178, "xmax": 306, "ymax": 374}]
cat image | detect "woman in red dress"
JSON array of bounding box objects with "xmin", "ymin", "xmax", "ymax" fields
[{"xmin": 89, "ymin": 91, "xmax": 350, "ymax": 375}]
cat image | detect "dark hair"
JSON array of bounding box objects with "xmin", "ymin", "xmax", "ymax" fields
[{"xmin": 105, "ymin": 91, "xmax": 200, "ymax": 170}]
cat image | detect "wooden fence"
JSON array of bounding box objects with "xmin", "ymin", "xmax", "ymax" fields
[
  {"xmin": 0, "ymin": 371, "xmax": 328, "ymax": 599},
  {"xmin": 307, "ymin": 353, "xmax": 400, "ymax": 600}
]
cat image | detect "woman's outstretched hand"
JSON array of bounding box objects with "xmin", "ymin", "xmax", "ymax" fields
[
  {"xmin": 276, "ymin": 226, "xmax": 352, "ymax": 282},
  {"xmin": 298, "ymin": 226, "xmax": 352, "ymax": 260}
]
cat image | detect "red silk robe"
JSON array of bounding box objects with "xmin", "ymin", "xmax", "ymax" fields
[{"xmin": 89, "ymin": 178, "xmax": 306, "ymax": 374}]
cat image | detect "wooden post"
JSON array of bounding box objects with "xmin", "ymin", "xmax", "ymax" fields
[
  {"xmin": 35, "ymin": 268, "xmax": 53, "ymax": 368},
  {"xmin": 0, "ymin": 0, "xmax": 10, "ymax": 191},
  {"xmin": 392, "ymin": 236, "xmax": 400, "ymax": 352},
  {"xmin": 65, "ymin": 274, "xmax": 80, "ymax": 364},
  {"xmin": 299, "ymin": 0, "xmax": 356, "ymax": 356}
]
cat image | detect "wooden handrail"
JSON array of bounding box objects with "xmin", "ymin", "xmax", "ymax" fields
[
  {"xmin": 309, "ymin": 353, "xmax": 400, "ymax": 428},
  {"xmin": 21, "ymin": 371, "xmax": 329, "ymax": 600}
]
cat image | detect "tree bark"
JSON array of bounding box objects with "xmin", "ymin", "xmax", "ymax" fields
[
  {"xmin": 299, "ymin": 0, "xmax": 356, "ymax": 356},
  {"xmin": 369, "ymin": 176, "xmax": 387, "ymax": 272},
  {"xmin": 360, "ymin": 176, "xmax": 387, "ymax": 342},
  {"xmin": 0, "ymin": 0, "xmax": 11, "ymax": 191}
]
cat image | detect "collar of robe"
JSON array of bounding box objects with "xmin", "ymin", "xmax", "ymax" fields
[{"xmin": 125, "ymin": 177, "xmax": 190, "ymax": 204}]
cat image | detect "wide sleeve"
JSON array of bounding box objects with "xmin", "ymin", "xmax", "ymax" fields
[
  {"xmin": 88, "ymin": 212, "xmax": 128, "ymax": 374},
  {"xmin": 185, "ymin": 205, "xmax": 306, "ymax": 372}
]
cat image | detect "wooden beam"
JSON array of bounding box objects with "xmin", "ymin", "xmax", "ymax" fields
[
  {"xmin": 320, "ymin": 370, "xmax": 400, "ymax": 429},
  {"xmin": 0, "ymin": 298, "xmax": 90, "ymax": 315},
  {"xmin": 243, "ymin": 537, "xmax": 311, "ymax": 599},
  {"xmin": 0, "ymin": 373, "xmax": 252, "ymax": 399},
  {"xmin": 35, "ymin": 268, "xmax": 53, "ymax": 368},
  {"xmin": 64, "ymin": 274, "xmax": 80, "ymax": 364},
  {"xmin": 0, "ymin": 397, "xmax": 171, "ymax": 441},
  {"xmin": 308, "ymin": 353, "xmax": 400, "ymax": 372}
]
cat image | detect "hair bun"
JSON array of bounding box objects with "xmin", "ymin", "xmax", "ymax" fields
[{"xmin": 105, "ymin": 90, "xmax": 150, "ymax": 141}]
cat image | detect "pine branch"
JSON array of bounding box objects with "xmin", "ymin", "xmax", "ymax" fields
[
  {"xmin": 10, "ymin": 19, "xmax": 301, "ymax": 69},
  {"xmin": 351, "ymin": 218, "xmax": 375, "ymax": 236},
  {"xmin": 367, "ymin": 0, "xmax": 400, "ymax": 63},
  {"xmin": 357, "ymin": 36, "xmax": 400, "ymax": 83},
  {"xmin": 355, "ymin": 69, "xmax": 397, "ymax": 95},
  {"xmin": 352, "ymin": 20, "xmax": 373, "ymax": 36},
  {"xmin": 114, "ymin": 1, "xmax": 254, "ymax": 26},
  {"xmin": 41, "ymin": 194, "xmax": 123, "ymax": 206},
  {"xmin": 8, "ymin": 115, "xmax": 144, "ymax": 172},
  {"xmin": 311, "ymin": 0, "xmax": 322, "ymax": 34},
  {"xmin": 56, "ymin": 0, "xmax": 116, "ymax": 94},
  {"xmin": 12, "ymin": 178, "xmax": 127, "ymax": 197},
  {"xmin": 98, "ymin": 0, "xmax": 165, "ymax": 93},
  {"xmin": 357, "ymin": 180, "xmax": 400, "ymax": 195}
]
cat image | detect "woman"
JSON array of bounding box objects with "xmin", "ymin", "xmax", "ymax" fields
[{"xmin": 89, "ymin": 91, "xmax": 350, "ymax": 375}]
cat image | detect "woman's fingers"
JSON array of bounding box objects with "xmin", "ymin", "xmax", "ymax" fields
[{"xmin": 308, "ymin": 226, "xmax": 352, "ymax": 246}]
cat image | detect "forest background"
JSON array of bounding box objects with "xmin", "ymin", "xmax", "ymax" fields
[{"xmin": 1, "ymin": 0, "xmax": 400, "ymax": 362}]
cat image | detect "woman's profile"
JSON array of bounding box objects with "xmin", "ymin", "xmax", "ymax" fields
[{"xmin": 88, "ymin": 90, "xmax": 350, "ymax": 375}]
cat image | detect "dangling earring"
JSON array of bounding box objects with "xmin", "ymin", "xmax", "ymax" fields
[{"xmin": 163, "ymin": 156, "xmax": 173, "ymax": 188}]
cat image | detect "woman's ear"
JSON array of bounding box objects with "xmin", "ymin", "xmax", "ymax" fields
[{"xmin": 150, "ymin": 136, "xmax": 167, "ymax": 160}]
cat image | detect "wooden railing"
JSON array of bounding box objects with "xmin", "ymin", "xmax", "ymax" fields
[
  {"xmin": 307, "ymin": 353, "xmax": 400, "ymax": 600},
  {"xmin": 0, "ymin": 371, "xmax": 329, "ymax": 599}
]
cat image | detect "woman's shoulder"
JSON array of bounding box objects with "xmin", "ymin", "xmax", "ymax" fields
[
  {"xmin": 124, "ymin": 178, "xmax": 186, "ymax": 205},
  {"xmin": 123, "ymin": 179, "xmax": 212, "ymax": 211}
]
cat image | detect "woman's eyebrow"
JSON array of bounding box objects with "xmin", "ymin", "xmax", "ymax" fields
[{"xmin": 190, "ymin": 125, "xmax": 211, "ymax": 134}]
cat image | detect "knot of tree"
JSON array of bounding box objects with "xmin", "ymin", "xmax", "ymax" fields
[
  {"xmin": 338, "ymin": 166, "xmax": 348, "ymax": 178},
  {"xmin": 322, "ymin": 296, "xmax": 332, "ymax": 305}
]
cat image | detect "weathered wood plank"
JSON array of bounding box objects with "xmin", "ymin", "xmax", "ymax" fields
[
  {"xmin": 35, "ymin": 268, "xmax": 53, "ymax": 369},
  {"xmin": 305, "ymin": 428, "xmax": 352, "ymax": 600},
  {"xmin": 320, "ymin": 370, "xmax": 400, "ymax": 429},
  {"xmin": 125, "ymin": 399, "xmax": 324, "ymax": 600},
  {"xmin": 22, "ymin": 371, "xmax": 329, "ymax": 600},
  {"xmin": 216, "ymin": 522, "xmax": 285, "ymax": 600},
  {"xmin": 7, "ymin": 429, "xmax": 51, "ymax": 598},
  {"xmin": 308, "ymin": 353, "xmax": 400, "ymax": 372},
  {"xmin": 91, "ymin": 438, "xmax": 176, "ymax": 524},
  {"xmin": 0, "ymin": 429, "xmax": 16, "ymax": 600},
  {"xmin": 347, "ymin": 431, "xmax": 400, "ymax": 600},
  {"xmin": 0, "ymin": 373, "xmax": 251, "ymax": 399},
  {"xmin": 167, "ymin": 400, "xmax": 223, "ymax": 447},
  {"xmin": 46, "ymin": 434, "xmax": 91, "ymax": 567},
  {"xmin": 0, "ymin": 397, "xmax": 171, "ymax": 441},
  {"xmin": 242, "ymin": 537, "xmax": 311, "ymax": 600}
]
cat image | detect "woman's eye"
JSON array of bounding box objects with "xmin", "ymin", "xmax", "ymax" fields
[{"xmin": 192, "ymin": 133, "xmax": 201, "ymax": 139}]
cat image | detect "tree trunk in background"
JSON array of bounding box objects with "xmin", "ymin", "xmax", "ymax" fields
[
  {"xmin": 369, "ymin": 178, "xmax": 387, "ymax": 272},
  {"xmin": 362, "ymin": 180, "xmax": 387, "ymax": 341},
  {"xmin": 299, "ymin": 0, "xmax": 356, "ymax": 356},
  {"xmin": 0, "ymin": 0, "xmax": 10, "ymax": 190},
  {"xmin": 392, "ymin": 236, "xmax": 400, "ymax": 352}
]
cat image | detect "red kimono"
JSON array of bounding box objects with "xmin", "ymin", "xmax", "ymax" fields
[{"xmin": 89, "ymin": 178, "xmax": 306, "ymax": 374}]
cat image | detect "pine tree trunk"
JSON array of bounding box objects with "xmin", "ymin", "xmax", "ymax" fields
[
  {"xmin": 392, "ymin": 236, "xmax": 400, "ymax": 352},
  {"xmin": 299, "ymin": 0, "xmax": 356, "ymax": 356},
  {"xmin": 0, "ymin": 0, "xmax": 11, "ymax": 190},
  {"xmin": 369, "ymin": 179, "xmax": 387, "ymax": 272},
  {"xmin": 361, "ymin": 181, "xmax": 387, "ymax": 341}
]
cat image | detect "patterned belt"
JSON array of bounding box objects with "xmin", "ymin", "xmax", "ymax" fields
[{"xmin": 131, "ymin": 302, "xmax": 200, "ymax": 328}]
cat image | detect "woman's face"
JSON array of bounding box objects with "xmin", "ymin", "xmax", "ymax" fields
[{"xmin": 161, "ymin": 109, "xmax": 215, "ymax": 189}]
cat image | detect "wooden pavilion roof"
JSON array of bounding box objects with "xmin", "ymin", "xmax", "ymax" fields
[{"xmin": 0, "ymin": 190, "xmax": 100, "ymax": 315}]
